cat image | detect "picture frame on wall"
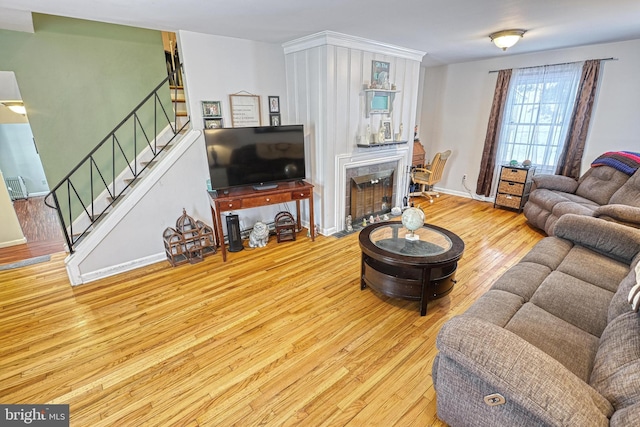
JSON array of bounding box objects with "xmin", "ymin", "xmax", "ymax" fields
[
  {"xmin": 268, "ymin": 96, "xmax": 280, "ymax": 113},
  {"xmin": 270, "ymin": 114, "xmax": 281, "ymax": 126},
  {"xmin": 202, "ymin": 101, "xmax": 222, "ymax": 118},
  {"xmin": 204, "ymin": 117, "xmax": 224, "ymax": 129},
  {"xmin": 229, "ymin": 93, "xmax": 261, "ymax": 127},
  {"xmin": 371, "ymin": 60, "xmax": 390, "ymax": 88},
  {"xmin": 382, "ymin": 119, "xmax": 393, "ymax": 141}
]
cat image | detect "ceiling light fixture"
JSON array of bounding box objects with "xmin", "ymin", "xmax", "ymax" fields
[
  {"xmin": 1, "ymin": 102, "xmax": 26, "ymax": 115},
  {"xmin": 489, "ymin": 29, "xmax": 526, "ymax": 51}
]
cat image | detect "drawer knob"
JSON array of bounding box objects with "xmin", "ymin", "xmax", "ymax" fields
[
  {"xmin": 266, "ymin": 198, "xmax": 270, "ymax": 202},
  {"xmin": 228, "ymin": 203, "xmax": 233, "ymax": 207}
]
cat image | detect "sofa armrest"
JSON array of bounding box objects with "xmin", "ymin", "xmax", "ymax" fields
[
  {"xmin": 594, "ymin": 204, "xmax": 640, "ymax": 228},
  {"xmin": 554, "ymin": 214, "xmax": 640, "ymax": 263},
  {"xmin": 532, "ymin": 174, "xmax": 579, "ymax": 193},
  {"xmin": 436, "ymin": 316, "xmax": 613, "ymax": 424}
]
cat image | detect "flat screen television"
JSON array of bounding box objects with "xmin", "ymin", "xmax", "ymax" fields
[{"xmin": 204, "ymin": 125, "xmax": 306, "ymax": 191}]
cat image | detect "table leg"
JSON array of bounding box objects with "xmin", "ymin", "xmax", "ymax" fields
[
  {"xmin": 211, "ymin": 205, "xmax": 227, "ymax": 262},
  {"xmin": 420, "ymin": 267, "xmax": 431, "ymax": 316}
]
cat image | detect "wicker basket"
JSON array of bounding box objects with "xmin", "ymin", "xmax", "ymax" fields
[
  {"xmin": 498, "ymin": 181, "xmax": 525, "ymax": 195},
  {"xmin": 500, "ymin": 168, "xmax": 528, "ymax": 183},
  {"xmin": 496, "ymin": 193, "xmax": 522, "ymax": 209}
]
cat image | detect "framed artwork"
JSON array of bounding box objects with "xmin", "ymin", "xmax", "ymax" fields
[
  {"xmin": 202, "ymin": 101, "xmax": 222, "ymax": 118},
  {"xmin": 382, "ymin": 119, "xmax": 393, "ymax": 141},
  {"xmin": 270, "ymin": 114, "xmax": 281, "ymax": 126},
  {"xmin": 371, "ymin": 60, "xmax": 390, "ymax": 87},
  {"xmin": 229, "ymin": 94, "xmax": 261, "ymax": 127},
  {"xmin": 204, "ymin": 118, "xmax": 224, "ymax": 129},
  {"xmin": 268, "ymin": 96, "xmax": 280, "ymax": 113}
]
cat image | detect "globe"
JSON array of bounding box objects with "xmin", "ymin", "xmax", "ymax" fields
[{"xmin": 401, "ymin": 207, "xmax": 425, "ymax": 240}]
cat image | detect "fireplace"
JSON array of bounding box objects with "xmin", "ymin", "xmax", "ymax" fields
[
  {"xmin": 349, "ymin": 170, "xmax": 394, "ymax": 224},
  {"xmin": 345, "ymin": 160, "xmax": 398, "ymax": 225}
]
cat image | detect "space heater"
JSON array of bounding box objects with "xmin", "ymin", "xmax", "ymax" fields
[{"xmin": 226, "ymin": 214, "xmax": 244, "ymax": 252}]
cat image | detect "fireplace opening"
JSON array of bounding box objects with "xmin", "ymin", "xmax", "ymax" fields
[{"xmin": 349, "ymin": 169, "xmax": 394, "ymax": 225}]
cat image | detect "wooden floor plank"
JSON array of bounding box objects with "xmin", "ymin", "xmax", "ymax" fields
[{"xmin": 0, "ymin": 194, "xmax": 544, "ymax": 425}]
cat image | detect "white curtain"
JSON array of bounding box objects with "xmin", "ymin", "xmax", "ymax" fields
[{"xmin": 495, "ymin": 62, "xmax": 583, "ymax": 180}]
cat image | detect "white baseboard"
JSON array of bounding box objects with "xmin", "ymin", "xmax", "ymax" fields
[
  {"xmin": 66, "ymin": 252, "xmax": 167, "ymax": 286},
  {"xmin": 0, "ymin": 237, "xmax": 27, "ymax": 248}
]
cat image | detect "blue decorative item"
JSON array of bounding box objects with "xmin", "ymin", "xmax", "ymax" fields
[{"xmin": 509, "ymin": 159, "xmax": 518, "ymax": 166}]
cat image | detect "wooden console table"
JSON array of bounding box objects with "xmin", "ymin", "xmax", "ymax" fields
[{"xmin": 208, "ymin": 181, "xmax": 315, "ymax": 261}]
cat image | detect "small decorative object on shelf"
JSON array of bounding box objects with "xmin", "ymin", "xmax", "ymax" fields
[
  {"xmin": 248, "ymin": 221, "xmax": 269, "ymax": 248},
  {"xmin": 275, "ymin": 211, "xmax": 296, "ymax": 243},
  {"xmin": 522, "ymin": 159, "xmax": 532, "ymax": 167},
  {"xmin": 377, "ymin": 124, "xmax": 385, "ymax": 144},
  {"xmin": 402, "ymin": 207, "xmax": 425, "ymax": 241},
  {"xmin": 509, "ymin": 159, "xmax": 519, "ymax": 166},
  {"xmin": 163, "ymin": 209, "xmax": 216, "ymax": 266}
]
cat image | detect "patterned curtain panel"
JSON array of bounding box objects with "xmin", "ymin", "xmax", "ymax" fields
[
  {"xmin": 555, "ymin": 60, "xmax": 602, "ymax": 178},
  {"xmin": 476, "ymin": 69, "xmax": 512, "ymax": 197}
]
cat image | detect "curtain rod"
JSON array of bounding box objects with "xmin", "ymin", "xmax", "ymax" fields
[{"xmin": 488, "ymin": 57, "xmax": 617, "ymax": 73}]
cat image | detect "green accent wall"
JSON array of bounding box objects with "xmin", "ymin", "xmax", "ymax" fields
[{"xmin": 0, "ymin": 13, "xmax": 169, "ymax": 185}]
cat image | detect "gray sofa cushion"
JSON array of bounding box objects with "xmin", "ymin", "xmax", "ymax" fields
[
  {"xmin": 595, "ymin": 204, "xmax": 640, "ymax": 229},
  {"xmin": 505, "ymin": 303, "xmax": 600, "ymax": 381},
  {"xmin": 576, "ymin": 166, "xmax": 630, "ymax": 205},
  {"xmin": 609, "ymin": 170, "xmax": 640, "ymax": 207},
  {"xmin": 554, "ymin": 214, "xmax": 640, "ymax": 264},
  {"xmin": 589, "ymin": 311, "xmax": 640, "ymax": 411}
]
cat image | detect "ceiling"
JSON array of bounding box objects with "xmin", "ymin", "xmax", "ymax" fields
[{"xmin": 1, "ymin": 0, "xmax": 640, "ymax": 67}]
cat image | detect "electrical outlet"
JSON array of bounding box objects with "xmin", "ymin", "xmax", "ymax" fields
[{"xmin": 463, "ymin": 174, "xmax": 467, "ymax": 180}]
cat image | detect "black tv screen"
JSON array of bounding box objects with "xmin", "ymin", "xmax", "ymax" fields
[{"xmin": 204, "ymin": 125, "xmax": 306, "ymax": 191}]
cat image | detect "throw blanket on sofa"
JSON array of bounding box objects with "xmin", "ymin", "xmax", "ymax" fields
[{"xmin": 591, "ymin": 151, "xmax": 640, "ymax": 176}]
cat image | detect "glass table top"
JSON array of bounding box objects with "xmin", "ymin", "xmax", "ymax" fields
[{"xmin": 369, "ymin": 223, "xmax": 453, "ymax": 257}]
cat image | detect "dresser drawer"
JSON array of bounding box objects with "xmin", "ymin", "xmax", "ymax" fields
[
  {"xmin": 498, "ymin": 181, "xmax": 524, "ymax": 196},
  {"xmin": 291, "ymin": 188, "xmax": 311, "ymax": 200},
  {"xmin": 500, "ymin": 167, "xmax": 528, "ymax": 183},
  {"xmin": 496, "ymin": 193, "xmax": 522, "ymax": 209},
  {"xmin": 242, "ymin": 192, "xmax": 291, "ymax": 208}
]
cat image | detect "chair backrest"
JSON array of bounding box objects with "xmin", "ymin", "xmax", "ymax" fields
[{"xmin": 425, "ymin": 150, "xmax": 452, "ymax": 185}]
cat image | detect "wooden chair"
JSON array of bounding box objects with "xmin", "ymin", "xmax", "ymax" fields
[{"xmin": 410, "ymin": 150, "xmax": 452, "ymax": 203}]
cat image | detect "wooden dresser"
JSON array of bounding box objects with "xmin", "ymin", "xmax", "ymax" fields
[{"xmin": 494, "ymin": 165, "xmax": 536, "ymax": 213}]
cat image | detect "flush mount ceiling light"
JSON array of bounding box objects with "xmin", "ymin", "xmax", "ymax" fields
[
  {"xmin": 489, "ymin": 29, "xmax": 526, "ymax": 51},
  {"xmin": 1, "ymin": 102, "xmax": 26, "ymax": 115}
]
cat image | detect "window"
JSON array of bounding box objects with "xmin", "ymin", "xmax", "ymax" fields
[{"xmin": 496, "ymin": 63, "xmax": 582, "ymax": 175}]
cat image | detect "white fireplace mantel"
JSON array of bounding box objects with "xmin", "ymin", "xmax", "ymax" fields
[{"xmin": 335, "ymin": 146, "xmax": 410, "ymax": 233}]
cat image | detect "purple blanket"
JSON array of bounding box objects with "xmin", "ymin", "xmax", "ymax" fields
[{"xmin": 591, "ymin": 151, "xmax": 640, "ymax": 176}]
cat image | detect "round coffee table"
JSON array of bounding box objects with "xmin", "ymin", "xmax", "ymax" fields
[{"xmin": 359, "ymin": 221, "xmax": 465, "ymax": 316}]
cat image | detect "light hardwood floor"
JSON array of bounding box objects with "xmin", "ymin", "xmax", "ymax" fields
[{"xmin": 0, "ymin": 194, "xmax": 545, "ymax": 426}]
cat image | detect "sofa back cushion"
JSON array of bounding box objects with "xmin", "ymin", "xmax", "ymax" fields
[
  {"xmin": 576, "ymin": 166, "xmax": 629, "ymax": 205},
  {"xmin": 609, "ymin": 169, "xmax": 640, "ymax": 207}
]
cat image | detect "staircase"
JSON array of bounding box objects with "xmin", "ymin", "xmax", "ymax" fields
[{"xmin": 45, "ymin": 69, "xmax": 191, "ymax": 254}]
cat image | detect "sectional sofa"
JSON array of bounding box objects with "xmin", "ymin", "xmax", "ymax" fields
[
  {"xmin": 523, "ymin": 152, "xmax": 640, "ymax": 235},
  {"xmin": 432, "ymin": 214, "xmax": 640, "ymax": 426}
]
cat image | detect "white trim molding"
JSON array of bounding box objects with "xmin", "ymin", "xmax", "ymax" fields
[{"xmin": 283, "ymin": 31, "xmax": 426, "ymax": 62}]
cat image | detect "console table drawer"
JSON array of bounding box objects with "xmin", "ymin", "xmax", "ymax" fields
[
  {"xmin": 220, "ymin": 199, "xmax": 242, "ymax": 210},
  {"xmin": 291, "ymin": 189, "xmax": 311, "ymax": 200},
  {"xmin": 242, "ymin": 192, "xmax": 291, "ymax": 208}
]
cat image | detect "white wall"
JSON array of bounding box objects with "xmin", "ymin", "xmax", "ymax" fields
[
  {"xmin": 419, "ymin": 38, "xmax": 640, "ymax": 197},
  {"xmin": 0, "ymin": 169, "xmax": 26, "ymax": 248},
  {"xmin": 178, "ymin": 31, "xmax": 295, "ymax": 233},
  {"xmin": 0, "ymin": 123, "xmax": 49, "ymax": 195}
]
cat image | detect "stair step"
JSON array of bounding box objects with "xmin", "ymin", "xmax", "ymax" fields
[
  {"xmin": 141, "ymin": 160, "xmax": 157, "ymax": 168},
  {"xmin": 171, "ymin": 95, "xmax": 186, "ymax": 102},
  {"xmin": 169, "ymin": 85, "xmax": 184, "ymax": 90},
  {"xmin": 176, "ymin": 111, "xmax": 188, "ymax": 117}
]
